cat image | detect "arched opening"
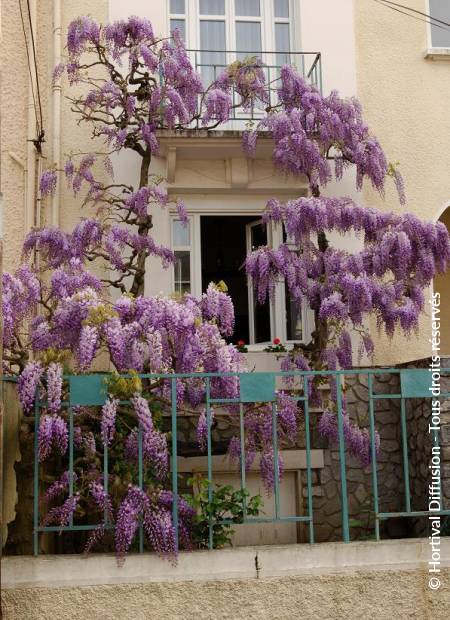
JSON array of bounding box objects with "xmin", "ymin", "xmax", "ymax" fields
[{"xmin": 434, "ymin": 205, "xmax": 450, "ymax": 354}]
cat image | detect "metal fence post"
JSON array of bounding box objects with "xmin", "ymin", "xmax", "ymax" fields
[
  {"xmin": 171, "ymin": 378, "xmax": 179, "ymax": 551},
  {"xmin": 33, "ymin": 391, "xmax": 40, "ymax": 556},
  {"xmin": 205, "ymin": 377, "xmax": 213, "ymax": 549},
  {"xmin": 303, "ymin": 376, "xmax": 314, "ymax": 543},
  {"xmin": 368, "ymin": 373, "xmax": 380, "ymax": 541},
  {"xmin": 335, "ymin": 373, "xmax": 350, "ymax": 542}
]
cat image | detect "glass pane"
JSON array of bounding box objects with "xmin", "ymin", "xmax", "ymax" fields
[
  {"xmin": 170, "ymin": 0, "xmax": 185, "ymax": 13},
  {"xmin": 173, "ymin": 219, "xmax": 190, "ymax": 246},
  {"xmin": 274, "ymin": 0, "xmax": 289, "ymax": 18},
  {"xmin": 254, "ymin": 300, "xmax": 271, "ymax": 343},
  {"xmin": 250, "ymin": 222, "xmax": 266, "ymax": 249},
  {"xmin": 235, "ymin": 0, "xmax": 260, "ymax": 17},
  {"xmin": 170, "ymin": 19, "xmax": 186, "ymax": 42},
  {"xmin": 250, "ymin": 222, "xmax": 271, "ymax": 343},
  {"xmin": 236, "ymin": 22, "xmax": 262, "ymax": 59},
  {"xmin": 175, "ymin": 282, "xmax": 191, "ymax": 295},
  {"xmin": 275, "ymin": 22, "xmax": 291, "ymax": 66},
  {"xmin": 174, "ymin": 251, "xmax": 191, "ymax": 283},
  {"xmin": 200, "ymin": 0, "xmax": 225, "ymax": 15},
  {"xmin": 429, "ymin": 0, "xmax": 450, "ymax": 47},
  {"xmin": 286, "ymin": 292, "xmax": 302, "ymax": 340},
  {"xmin": 200, "ymin": 20, "xmax": 226, "ymax": 84}
]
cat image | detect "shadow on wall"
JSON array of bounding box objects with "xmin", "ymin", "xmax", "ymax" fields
[{"xmin": 434, "ymin": 206, "xmax": 450, "ymax": 355}]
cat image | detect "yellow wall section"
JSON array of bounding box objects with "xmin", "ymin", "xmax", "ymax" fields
[{"xmin": 354, "ymin": 0, "xmax": 450, "ymax": 365}]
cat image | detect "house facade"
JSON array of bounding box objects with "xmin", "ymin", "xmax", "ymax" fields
[
  {"xmin": 2, "ymin": 0, "xmax": 449, "ymax": 366},
  {"xmin": 1, "ymin": 0, "xmax": 450, "ymax": 368},
  {"xmin": 2, "ymin": 2, "xmax": 450, "ymax": 618}
]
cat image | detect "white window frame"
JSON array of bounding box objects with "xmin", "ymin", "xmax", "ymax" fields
[
  {"xmin": 171, "ymin": 218, "xmax": 195, "ymax": 296},
  {"xmin": 167, "ymin": 0, "xmax": 296, "ymax": 61},
  {"xmin": 169, "ymin": 0, "xmax": 189, "ymax": 43},
  {"xmin": 170, "ymin": 208, "xmax": 314, "ymax": 350},
  {"xmin": 426, "ymin": 0, "xmax": 450, "ymax": 51}
]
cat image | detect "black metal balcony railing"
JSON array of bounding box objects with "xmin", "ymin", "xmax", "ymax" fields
[{"xmin": 186, "ymin": 50, "xmax": 322, "ymax": 122}]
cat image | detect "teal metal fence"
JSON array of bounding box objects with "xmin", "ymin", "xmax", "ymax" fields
[{"xmin": 19, "ymin": 367, "xmax": 450, "ymax": 555}]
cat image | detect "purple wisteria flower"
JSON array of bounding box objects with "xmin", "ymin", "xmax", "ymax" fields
[
  {"xmin": 38, "ymin": 414, "xmax": 68, "ymax": 461},
  {"xmin": 18, "ymin": 361, "xmax": 44, "ymax": 413},
  {"xmin": 42, "ymin": 494, "xmax": 79, "ymax": 529},
  {"xmin": 46, "ymin": 363, "xmax": 63, "ymax": 413},
  {"xmin": 318, "ymin": 409, "xmax": 380, "ymax": 467},
  {"xmin": 45, "ymin": 471, "xmax": 78, "ymax": 504},
  {"xmin": 39, "ymin": 170, "xmax": 57, "ymax": 197},
  {"xmin": 196, "ymin": 407, "xmax": 215, "ymax": 452},
  {"xmin": 130, "ymin": 395, "xmax": 169, "ymax": 479},
  {"xmin": 101, "ymin": 398, "xmax": 119, "ymax": 446}
]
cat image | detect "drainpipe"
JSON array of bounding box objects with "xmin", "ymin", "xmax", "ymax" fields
[
  {"xmin": 51, "ymin": 0, "xmax": 61, "ymax": 227},
  {"xmin": 25, "ymin": 0, "xmax": 38, "ymax": 232}
]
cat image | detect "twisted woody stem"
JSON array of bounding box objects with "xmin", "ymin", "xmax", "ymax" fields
[{"xmin": 130, "ymin": 148, "xmax": 152, "ymax": 297}]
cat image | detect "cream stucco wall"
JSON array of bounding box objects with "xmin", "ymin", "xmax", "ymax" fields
[
  {"xmin": 0, "ymin": 0, "xmax": 109, "ymax": 273},
  {"xmin": 3, "ymin": 540, "xmax": 450, "ymax": 619},
  {"xmin": 1, "ymin": 0, "xmax": 51, "ymax": 272},
  {"xmin": 354, "ymin": 0, "xmax": 450, "ymax": 364},
  {"xmin": 4, "ymin": 569, "xmax": 450, "ymax": 620}
]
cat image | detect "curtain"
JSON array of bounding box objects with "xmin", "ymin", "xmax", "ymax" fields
[{"xmin": 236, "ymin": 21, "xmax": 262, "ymax": 58}]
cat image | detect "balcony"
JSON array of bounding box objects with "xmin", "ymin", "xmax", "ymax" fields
[
  {"xmin": 156, "ymin": 50, "xmax": 321, "ymax": 190},
  {"xmin": 187, "ymin": 49, "xmax": 323, "ymax": 123}
]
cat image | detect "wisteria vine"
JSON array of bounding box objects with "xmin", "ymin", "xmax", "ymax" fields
[{"xmin": 4, "ymin": 14, "xmax": 450, "ymax": 561}]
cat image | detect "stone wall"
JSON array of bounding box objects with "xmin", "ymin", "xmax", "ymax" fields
[
  {"xmin": 401, "ymin": 358, "xmax": 450, "ymax": 537},
  {"xmin": 307, "ymin": 372, "xmax": 407, "ymax": 542}
]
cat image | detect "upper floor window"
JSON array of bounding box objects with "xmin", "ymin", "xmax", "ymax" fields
[
  {"xmin": 169, "ymin": 0, "xmax": 187, "ymax": 42},
  {"xmin": 169, "ymin": 0, "xmax": 294, "ymax": 77},
  {"xmin": 429, "ymin": 0, "xmax": 450, "ymax": 47}
]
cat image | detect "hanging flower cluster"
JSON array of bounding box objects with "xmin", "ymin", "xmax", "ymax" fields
[
  {"xmin": 244, "ymin": 65, "xmax": 405, "ymax": 201},
  {"xmin": 246, "ymin": 196, "xmax": 450, "ymax": 361},
  {"xmin": 319, "ymin": 410, "xmax": 380, "ymax": 467},
  {"xmin": 226, "ymin": 392, "xmax": 300, "ymax": 493}
]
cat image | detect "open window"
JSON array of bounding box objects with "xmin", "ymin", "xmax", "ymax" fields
[
  {"xmin": 171, "ymin": 213, "xmax": 314, "ymax": 348},
  {"xmin": 246, "ymin": 219, "xmax": 271, "ymax": 344}
]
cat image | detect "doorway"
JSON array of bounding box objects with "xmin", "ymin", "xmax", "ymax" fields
[{"xmin": 200, "ymin": 215, "xmax": 271, "ymax": 344}]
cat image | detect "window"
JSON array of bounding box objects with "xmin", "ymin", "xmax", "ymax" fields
[
  {"xmin": 274, "ymin": 0, "xmax": 291, "ymax": 66},
  {"xmin": 169, "ymin": 0, "xmax": 294, "ymax": 76},
  {"xmin": 171, "ymin": 211, "xmax": 313, "ymax": 348},
  {"xmin": 169, "ymin": 0, "xmax": 186, "ymax": 42},
  {"xmin": 429, "ymin": 0, "xmax": 450, "ymax": 47},
  {"xmin": 172, "ymin": 219, "xmax": 192, "ymax": 295},
  {"xmin": 235, "ymin": 0, "xmax": 263, "ymax": 59}
]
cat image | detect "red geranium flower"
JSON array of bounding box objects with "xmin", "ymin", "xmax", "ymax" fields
[
  {"xmin": 237, "ymin": 340, "xmax": 246, "ymax": 346},
  {"xmin": 273, "ymin": 338, "xmax": 281, "ymax": 345}
]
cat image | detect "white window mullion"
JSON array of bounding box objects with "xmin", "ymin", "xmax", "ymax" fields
[
  {"xmin": 171, "ymin": 217, "xmax": 192, "ymax": 296},
  {"xmin": 227, "ymin": 0, "xmax": 236, "ymax": 59},
  {"xmin": 262, "ymin": 0, "xmax": 275, "ymax": 67},
  {"xmin": 270, "ymin": 221, "xmax": 286, "ymax": 343},
  {"xmin": 191, "ymin": 214, "xmax": 202, "ymax": 298}
]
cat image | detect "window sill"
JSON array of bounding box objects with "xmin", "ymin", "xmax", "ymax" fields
[
  {"xmin": 424, "ymin": 47, "xmax": 450, "ymax": 61},
  {"xmin": 243, "ymin": 344, "xmax": 301, "ymax": 353}
]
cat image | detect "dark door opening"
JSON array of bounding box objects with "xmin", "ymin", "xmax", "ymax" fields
[{"xmin": 200, "ymin": 215, "xmax": 271, "ymax": 344}]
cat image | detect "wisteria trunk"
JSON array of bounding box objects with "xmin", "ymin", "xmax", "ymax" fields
[{"xmin": 130, "ymin": 148, "xmax": 152, "ymax": 297}]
